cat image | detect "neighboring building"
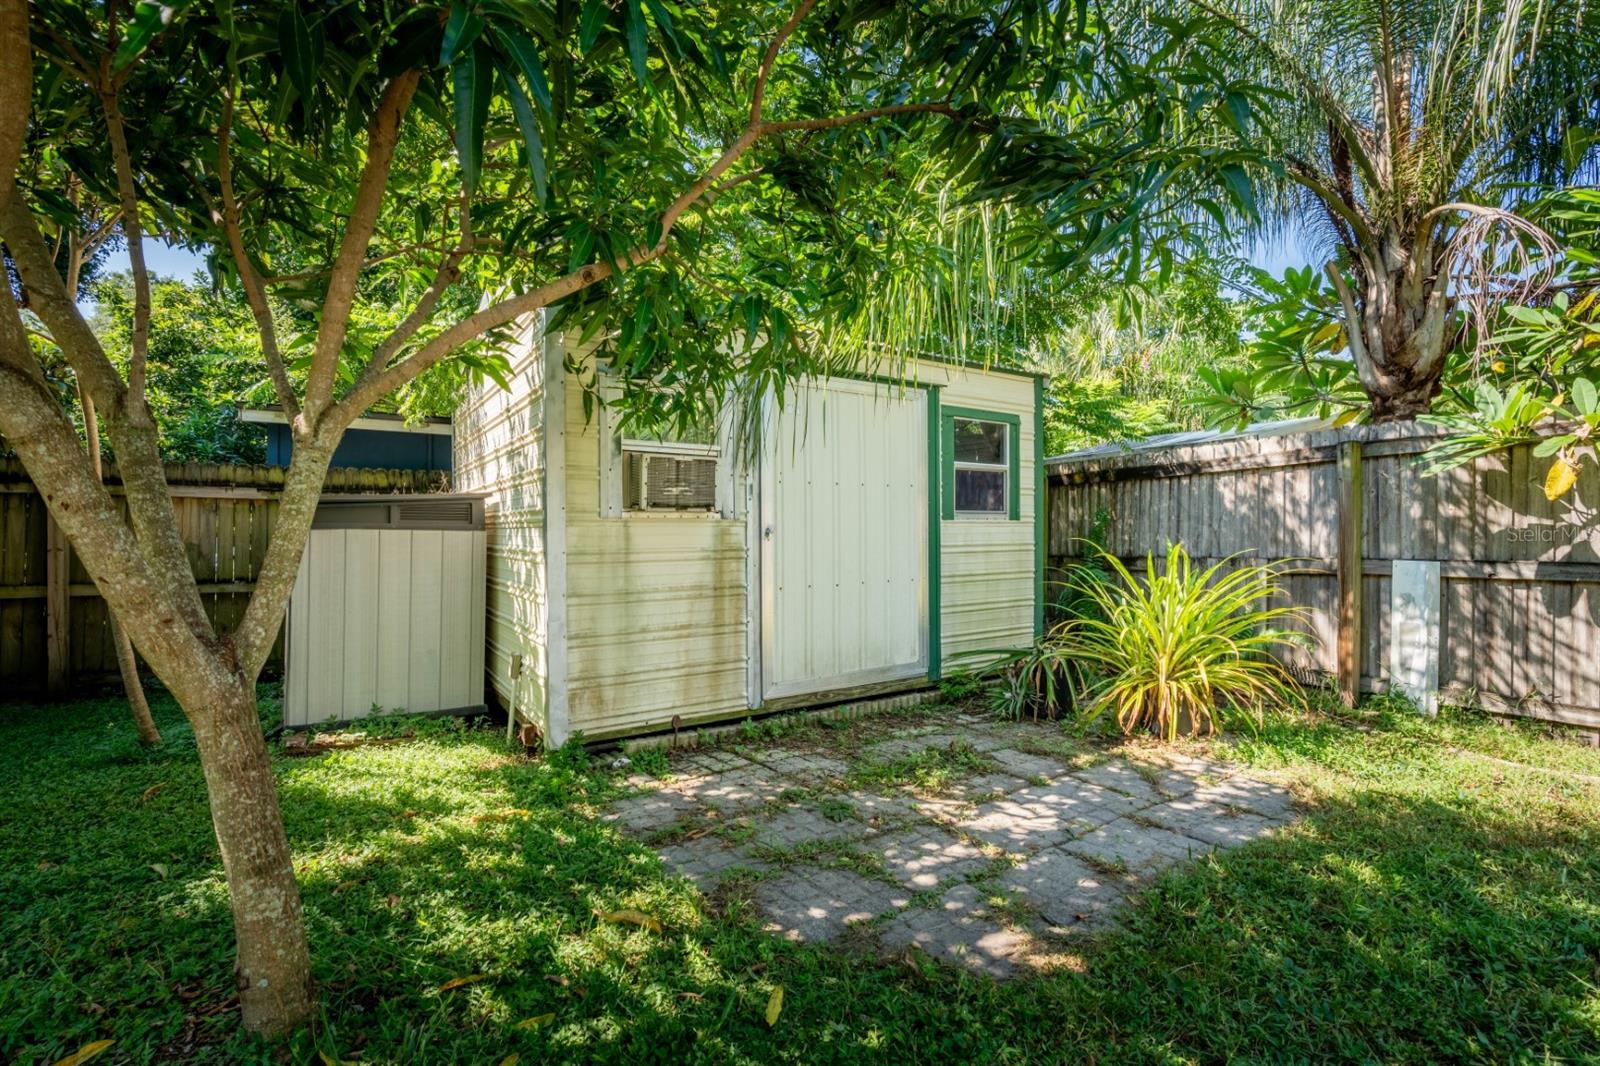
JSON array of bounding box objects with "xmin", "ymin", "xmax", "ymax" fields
[
  {"xmin": 452, "ymin": 312, "xmax": 1047, "ymax": 746},
  {"xmin": 241, "ymin": 407, "xmax": 454, "ymax": 473}
]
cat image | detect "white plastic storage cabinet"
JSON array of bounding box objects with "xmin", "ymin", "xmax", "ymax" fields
[{"xmin": 283, "ymin": 494, "xmax": 487, "ymax": 727}]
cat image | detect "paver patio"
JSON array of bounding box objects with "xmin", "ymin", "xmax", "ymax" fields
[{"xmin": 603, "ymin": 709, "xmax": 1297, "ymax": 978}]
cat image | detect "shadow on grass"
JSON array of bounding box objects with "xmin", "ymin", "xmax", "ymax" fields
[{"xmin": 4, "ymin": 695, "xmax": 1600, "ymax": 1063}]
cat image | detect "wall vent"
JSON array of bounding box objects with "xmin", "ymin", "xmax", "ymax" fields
[{"xmin": 312, "ymin": 495, "xmax": 484, "ymax": 530}]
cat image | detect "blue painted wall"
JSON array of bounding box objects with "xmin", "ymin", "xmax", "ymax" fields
[{"xmin": 262, "ymin": 424, "xmax": 452, "ymax": 473}]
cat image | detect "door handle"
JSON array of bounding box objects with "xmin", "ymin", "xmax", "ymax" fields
[{"xmin": 763, "ymin": 526, "xmax": 774, "ymax": 541}]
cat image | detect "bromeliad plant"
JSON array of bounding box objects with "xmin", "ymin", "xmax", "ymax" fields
[{"xmin": 1051, "ymin": 544, "xmax": 1309, "ymax": 739}]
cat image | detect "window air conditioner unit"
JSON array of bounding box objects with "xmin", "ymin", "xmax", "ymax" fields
[{"xmin": 624, "ymin": 451, "xmax": 717, "ymax": 511}]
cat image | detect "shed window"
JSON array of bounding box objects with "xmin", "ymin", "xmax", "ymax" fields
[
  {"xmin": 952, "ymin": 418, "xmax": 1009, "ymax": 514},
  {"xmin": 942, "ymin": 408, "xmax": 1021, "ymax": 520}
]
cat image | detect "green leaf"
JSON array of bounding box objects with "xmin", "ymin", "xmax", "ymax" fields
[
  {"xmin": 440, "ymin": 1, "xmax": 484, "ymax": 67},
  {"xmin": 567, "ymin": 222, "xmax": 595, "ymax": 272},
  {"xmin": 452, "ymin": 44, "xmax": 489, "ymax": 196},
  {"xmin": 495, "ymin": 29, "xmax": 554, "ymax": 116},
  {"xmin": 624, "ymin": 0, "xmax": 650, "ymax": 85},
  {"xmin": 1572, "ymin": 377, "xmax": 1598, "ymax": 416},
  {"xmin": 580, "ymin": 0, "xmax": 607, "ymax": 54},
  {"xmin": 112, "ymin": 1, "xmax": 192, "ymax": 72},
  {"xmin": 1217, "ymin": 164, "xmax": 1255, "ymax": 219},
  {"xmin": 1222, "ymin": 91, "xmax": 1251, "ymax": 133},
  {"xmin": 1532, "ymin": 434, "xmax": 1576, "ymax": 457},
  {"xmin": 497, "ymin": 59, "xmax": 549, "ymax": 204},
  {"xmin": 278, "ymin": 6, "xmax": 321, "ymax": 101}
]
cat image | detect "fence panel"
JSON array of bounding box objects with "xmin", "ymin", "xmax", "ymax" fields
[
  {"xmin": 1048, "ymin": 423, "xmax": 1600, "ymax": 730},
  {"xmin": 0, "ymin": 458, "xmax": 445, "ymax": 693}
]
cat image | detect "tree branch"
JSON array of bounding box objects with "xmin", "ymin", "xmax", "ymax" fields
[
  {"xmin": 231, "ymin": 440, "xmax": 334, "ymax": 679},
  {"xmin": 3, "ymin": 202, "xmax": 210, "ymax": 642},
  {"xmin": 749, "ymin": 0, "xmax": 817, "ymax": 126},
  {"xmin": 0, "ymin": 0, "xmax": 27, "ymax": 208},
  {"xmin": 0, "ymin": 296, "xmax": 216, "ymax": 687},
  {"xmin": 1, "ymin": 194, "xmax": 127, "ymax": 411},
  {"xmin": 353, "ymin": 217, "xmax": 470, "ymax": 398},
  {"xmin": 216, "ymin": 89, "xmax": 298, "ymax": 420},
  {"xmin": 303, "ymin": 70, "xmax": 421, "ymax": 420},
  {"xmin": 99, "ymin": 61, "xmax": 153, "ymax": 403},
  {"xmin": 1325, "ymin": 260, "xmax": 1382, "ymax": 391},
  {"xmin": 1285, "ymin": 155, "xmax": 1376, "ymax": 249}
]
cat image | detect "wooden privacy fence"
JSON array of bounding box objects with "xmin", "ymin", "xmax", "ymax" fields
[
  {"xmin": 1047, "ymin": 422, "xmax": 1600, "ymax": 730},
  {"xmin": 0, "ymin": 458, "xmax": 445, "ymax": 695}
]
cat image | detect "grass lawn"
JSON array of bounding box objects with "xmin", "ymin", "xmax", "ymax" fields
[{"xmin": 3, "ymin": 686, "xmax": 1599, "ymax": 1063}]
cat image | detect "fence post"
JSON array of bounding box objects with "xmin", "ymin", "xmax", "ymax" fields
[
  {"xmin": 1336, "ymin": 440, "xmax": 1363, "ymax": 705},
  {"xmin": 45, "ymin": 516, "xmax": 70, "ymax": 696}
]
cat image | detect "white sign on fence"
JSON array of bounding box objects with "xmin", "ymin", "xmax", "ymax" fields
[{"xmin": 1389, "ymin": 559, "xmax": 1441, "ymax": 716}]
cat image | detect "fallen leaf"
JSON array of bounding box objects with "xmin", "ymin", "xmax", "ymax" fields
[
  {"xmin": 765, "ymin": 985, "xmax": 784, "ymax": 1027},
  {"xmin": 438, "ymin": 974, "xmax": 486, "ymax": 991},
  {"xmin": 499, "ymin": 1055, "xmax": 520, "ymax": 1066},
  {"xmin": 138, "ymin": 782, "xmax": 167, "ymax": 804},
  {"xmin": 513, "ymin": 1013, "xmax": 556, "ymax": 1029},
  {"xmin": 314, "ymin": 1052, "xmax": 360, "ymax": 1066},
  {"xmin": 149, "ymin": 863, "xmax": 169, "ymax": 880},
  {"xmin": 544, "ymin": 974, "xmax": 569, "ymax": 987},
  {"xmin": 52, "ymin": 1040, "xmax": 113, "ymax": 1066},
  {"xmin": 596, "ymin": 909, "xmax": 662, "ymax": 933}
]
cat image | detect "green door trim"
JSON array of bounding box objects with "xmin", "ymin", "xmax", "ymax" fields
[
  {"xmin": 1034, "ymin": 377, "xmax": 1046, "ymax": 639},
  {"xmin": 927, "ymin": 388, "xmax": 942, "ymax": 681}
]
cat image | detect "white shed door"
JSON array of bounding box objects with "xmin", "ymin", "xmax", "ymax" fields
[{"xmin": 761, "ymin": 378, "xmax": 928, "ymax": 700}]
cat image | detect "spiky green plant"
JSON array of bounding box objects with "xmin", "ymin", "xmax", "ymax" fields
[{"xmin": 1054, "ymin": 544, "xmax": 1311, "ymax": 739}]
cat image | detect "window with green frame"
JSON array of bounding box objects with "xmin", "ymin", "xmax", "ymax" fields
[{"xmin": 941, "ymin": 407, "xmax": 1020, "ymax": 519}]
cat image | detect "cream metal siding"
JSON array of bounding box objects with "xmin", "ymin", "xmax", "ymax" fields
[
  {"xmin": 452, "ymin": 317, "xmax": 549, "ymax": 732},
  {"xmin": 284, "ymin": 527, "xmax": 485, "ymax": 726},
  {"xmin": 560, "ymin": 342, "xmax": 750, "ymax": 742},
  {"xmin": 913, "ymin": 362, "xmax": 1039, "ymax": 667},
  {"xmin": 762, "ymin": 378, "xmax": 928, "ymax": 697}
]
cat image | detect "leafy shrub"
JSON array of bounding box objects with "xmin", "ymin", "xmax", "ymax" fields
[
  {"xmin": 1069, "ymin": 544, "xmax": 1309, "ymax": 737},
  {"xmin": 1012, "ymin": 544, "xmax": 1310, "ymax": 738}
]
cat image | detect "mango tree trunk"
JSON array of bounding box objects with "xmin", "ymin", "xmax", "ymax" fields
[{"xmin": 184, "ymin": 674, "xmax": 314, "ymax": 1032}]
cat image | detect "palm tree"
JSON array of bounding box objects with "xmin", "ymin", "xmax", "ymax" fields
[{"xmin": 1184, "ymin": 0, "xmax": 1599, "ymax": 420}]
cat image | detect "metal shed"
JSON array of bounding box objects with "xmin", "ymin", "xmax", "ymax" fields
[
  {"xmin": 283, "ymin": 494, "xmax": 487, "ymax": 728},
  {"xmin": 452, "ymin": 312, "xmax": 1046, "ymax": 746}
]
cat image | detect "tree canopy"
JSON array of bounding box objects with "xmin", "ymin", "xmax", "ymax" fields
[{"xmin": 1, "ymin": 0, "xmax": 1153, "ymax": 1036}]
